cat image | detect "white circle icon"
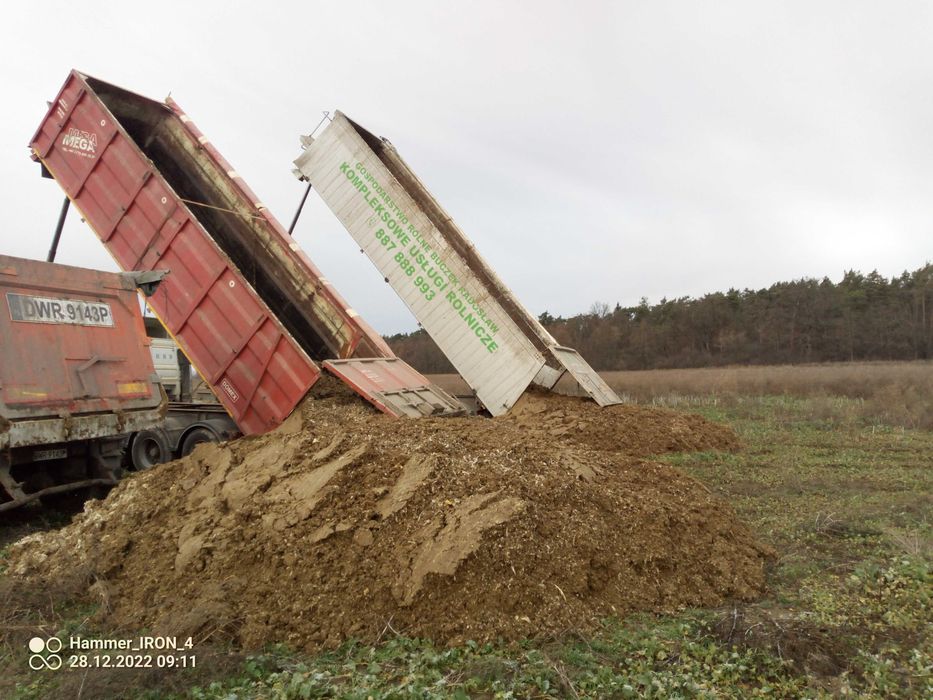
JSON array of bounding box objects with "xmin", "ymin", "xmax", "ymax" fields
[
  {"xmin": 45, "ymin": 637, "xmax": 63, "ymax": 653},
  {"xmin": 28, "ymin": 637, "xmax": 44, "ymax": 653}
]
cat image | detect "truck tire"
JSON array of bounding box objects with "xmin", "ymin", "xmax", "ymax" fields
[
  {"xmin": 179, "ymin": 427, "xmax": 218, "ymax": 457},
  {"xmin": 130, "ymin": 430, "xmax": 171, "ymax": 470}
]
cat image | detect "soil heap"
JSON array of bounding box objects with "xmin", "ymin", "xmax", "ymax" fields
[{"xmin": 8, "ymin": 381, "xmax": 770, "ymax": 650}]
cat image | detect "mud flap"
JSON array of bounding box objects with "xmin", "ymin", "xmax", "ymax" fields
[
  {"xmin": 549, "ymin": 346, "xmax": 622, "ymax": 406},
  {"xmin": 323, "ymin": 358, "xmax": 467, "ymax": 417}
]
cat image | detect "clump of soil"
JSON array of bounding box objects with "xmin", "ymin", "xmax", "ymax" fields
[{"xmin": 7, "ymin": 380, "xmax": 770, "ymax": 650}]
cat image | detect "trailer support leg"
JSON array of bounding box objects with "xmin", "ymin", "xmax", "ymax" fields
[
  {"xmin": 287, "ymin": 183, "xmax": 313, "ymax": 235},
  {"xmin": 46, "ymin": 196, "xmax": 70, "ymax": 263}
]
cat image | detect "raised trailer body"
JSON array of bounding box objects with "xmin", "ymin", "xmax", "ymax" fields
[
  {"xmin": 30, "ymin": 72, "xmax": 463, "ymax": 434},
  {"xmin": 294, "ymin": 112, "xmax": 621, "ymax": 414}
]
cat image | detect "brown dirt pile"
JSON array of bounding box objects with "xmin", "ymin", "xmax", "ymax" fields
[{"xmin": 8, "ymin": 381, "xmax": 769, "ymax": 650}]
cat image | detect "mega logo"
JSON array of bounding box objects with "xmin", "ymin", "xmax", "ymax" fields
[{"xmin": 61, "ymin": 128, "xmax": 98, "ymax": 157}]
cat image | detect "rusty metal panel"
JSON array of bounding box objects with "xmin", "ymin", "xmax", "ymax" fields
[
  {"xmin": 549, "ymin": 347, "xmax": 621, "ymax": 407},
  {"xmin": 295, "ymin": 113, "xmax": 546, "ymax": 415},
  {"xmin": 0, "ymin": 254, "xmax": 163, "ymax": 439},
  {"xmin": 29, "ymin": 71, "xmax": 320, "ymax": 435},
  {"xmin": 0, "ymin": 408, "xmax": 165, "ymax": 450},
  {"xmin": 323, "ymin": 358, "xmax": 465, "ymax": 417}
]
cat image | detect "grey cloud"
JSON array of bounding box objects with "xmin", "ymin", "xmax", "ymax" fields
[{"xmin": 1, "ymin": 0, "xmax": 929, "ymax": 334}]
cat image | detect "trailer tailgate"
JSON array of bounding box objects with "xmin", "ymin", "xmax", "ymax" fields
[
  {"xmin": 324, "ymin": 358, "xmax": 466, "ymax": 417},
  {"xmin": 549, "ymin": 347, "xmax": 621, "ymax": 407}
]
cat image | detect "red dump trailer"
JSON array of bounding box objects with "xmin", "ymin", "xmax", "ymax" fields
[
  {"xmin": 0, "ymin": 255, "xmax": 165, "ymax": 511},
  {"xmin": 29, "ymin": 71, "xmax": 463, "ymax": 435}
]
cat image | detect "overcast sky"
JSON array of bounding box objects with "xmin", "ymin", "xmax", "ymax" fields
[{"xmin": 2, "ymin": 1, "xmax": 930, "ymax": 333}]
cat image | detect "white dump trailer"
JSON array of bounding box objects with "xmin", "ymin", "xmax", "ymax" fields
[{"xmin": 294, "ymin": 112, "xmax": 621, "ymax": 415}]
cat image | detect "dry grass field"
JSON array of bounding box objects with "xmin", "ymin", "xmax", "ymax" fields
[
  {"xmin": 599, "ymin": 360, "xmax": 932, "ymax": 400},
  {"xmin": 432, "ymin": 360, "xmax": 933, "ymax": 430}
]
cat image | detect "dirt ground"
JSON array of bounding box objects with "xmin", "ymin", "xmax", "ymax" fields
[{"xmin": 6, "ymin": 380, "xmax": 769, "ymax": 651}]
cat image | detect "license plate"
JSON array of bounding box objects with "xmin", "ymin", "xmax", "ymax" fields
[
  {"xmin": 33, "ymin": 448, "xmax": 67, "ymax": 462},
  {"xmin": 7, "ymin": 293, "xmax": 114, "ymax": 327}
]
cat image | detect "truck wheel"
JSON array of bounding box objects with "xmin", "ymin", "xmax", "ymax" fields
[
  {"xmin": 180, "ymin": 427, "xmax": 217, "ymax": 457},
  {"xmin": 130, "ymin": 430, "xmax": 170, "ymax": 470}
]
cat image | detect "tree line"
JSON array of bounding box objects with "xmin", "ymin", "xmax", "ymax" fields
[{"xmin": 385, "ymin": 264, "xmax": 933, "ymax": 372}]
